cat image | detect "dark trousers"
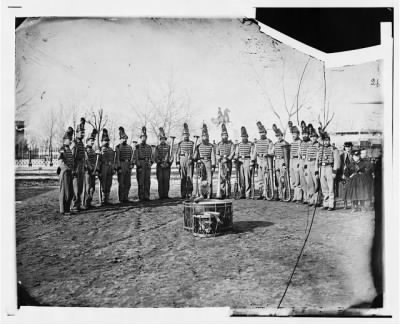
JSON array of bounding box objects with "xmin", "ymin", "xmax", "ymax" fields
[
  {"xmin": 219, "ymin": 161, "xmax": 232, "ymax": 198},
  {"xmin": 83, "ymin": 171, "xmax": 95, "ymax": 208},
  {"xmin": 157, "ymin": 164, "xmax": 171, "ymax": 199},
  {"xmin": 180, "ymin": 156, "xmax": 193, "ymax": 198},
  {"xmin": 59, "ymin": 168, "xmax": 73, "ymax": 213},
  {"xmin": 137, "ymin": 161, "xmax": 151, "ymax": 200},
  {"xmin": 117, "ymin": 161, "xmax": 132, "ymax": 202},
  {"xmin": 72, "ymin": 162, "xmax": 85, "ymax": 210},
  {"xmin": 100, "ymin": 164, "xmax": 113, "ymax": 203}
]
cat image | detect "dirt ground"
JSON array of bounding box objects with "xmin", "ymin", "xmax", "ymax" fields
[{"xmin": 15, "ymin": 178, "xmax": 377, "ymax": 308}]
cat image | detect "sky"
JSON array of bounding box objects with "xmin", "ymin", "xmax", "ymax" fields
[{"xmin": 15, "ymin": 18, "xmax": 384, "ymax": 145}]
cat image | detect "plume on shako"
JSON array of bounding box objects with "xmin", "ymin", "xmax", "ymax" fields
[
  {"xmin": 221, "ymin": 123, "xmax": 228, "ymax": 135},
  {"xmin": 159, "ymin": 127, "xmax": 167, "ymax": 139},
  {"xmin": 140, "ymin": 126, "xmax": 147, "ymax": 138},
  {"xmin": 101, "ymin": 128, "xmax": 109, "ymax": 142},
  {"xmin": 256, "ymin": 121, "xmax": 266, "ymax": 133},
  {"xmin": 240, "ymin": 126, "xmax": 248, "ymax": 137},
  {"xmin": 88, "ymin": 128, "xmax": 98, "ymax": 141},
  {"xmin": 288, "ymin": 120, "xmax": 294, "ymax": 133},
  {"xmin": 202, "ymin": 123, "xmax": 209, "ymax": 137},
  {"xmin": 182, "ymin": 122, "xmax": 190, "ymax": 135},
  {"xmin": 76, "ymin": 117, "xmax": 86, "ymax": 133},
  {"xmin": 301, "ymin": 120, "xmax": 308, "ymax": 135},
  {"xmin": 307, "ymin": 123, "xmax": 314, "ymax": 135},
  {"xmin": 272, "ymin": 123, "xmax": 282, "ymax": 137},
  {"xmin": 119, "ymin": 126, "xmax": 128, "ymax": 139}
]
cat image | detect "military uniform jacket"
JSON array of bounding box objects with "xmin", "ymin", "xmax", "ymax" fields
[
  {"xmin": 98, "ymin": 145, "xmax": 115, "ymax": 170},
  {"xmin": 115, "ymin": 143, "xmax": 134, "ymax": 169},
  {"xmin": 300, "ymin": 140, "xmax": 311, "ymax": 160},
  {"xmin": 315, "ymin": 145, "xmax": 340, "ymax": 173},
  {"xmin": 305, "ymin": 141, "xmax": 319, "ymax": 162},
  {"xmin": 72, "ymin": 139, "xmax": 86, "ymax": 170},
  {"xmin": 154, "ymin": 143, "xmax": 173, "ymax": 164},
  {"xmin": 194, "ymin": 142, "xmax": 216, "ymax": 166},
  {"xmin": 85, "ymin": 145, "xmax": 97, "ymax": 172},
  {"xmin": 274, "ymin": 139, "xmax": 290, "ymax": 166},
  {"xmin": 58, "ymin": 145, "xmax": 74, "ymax": 170},
  {"xmin": 216, "ymin": 140, "xmax": 235, "ymax": 162},
  {"xmin": 290, "ymin": 139, "xmax": 302, "ymax": 159},
  {"xmin": 254, "ymin": 138, "xmax": 274, "ymax": 160},
  {"xmin": 175, "ymin": 140, "xmax": 194, "ymax": 163},
  {"xmin": 134, "ymin": 143, "xmax": 153, "ymax": 165},
  {"xmin": 235, "ymin": 141, "xmax": 254, "ymax": 162}
]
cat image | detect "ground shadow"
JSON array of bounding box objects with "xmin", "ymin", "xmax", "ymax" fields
[
  {"xmin": 82, "ymin": 197, "xmax": 184, "ymax": 215},
  {"xmin": 231, "ymin": 220, "xmax": 274, "ymax": 234}
]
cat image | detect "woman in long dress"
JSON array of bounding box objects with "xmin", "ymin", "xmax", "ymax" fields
[{"xmin": 344, "ymin": 150, "xmax": 374, "ymax": 212}]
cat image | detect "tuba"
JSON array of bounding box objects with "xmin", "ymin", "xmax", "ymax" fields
[{"xmin": 265, "ymin": 154, "xmax": 276, "ymax": 200}]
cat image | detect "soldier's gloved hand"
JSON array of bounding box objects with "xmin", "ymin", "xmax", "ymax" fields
[
  {"xmin": 95, "ymin": 171, "xmax": 99, "ymax": 177},
  {"xmin": 212, "ymin": 165, "xmax": 216, "ymax": 172},
  {"xmin": 95, "ymin": 149, "xmax": 101, "ymax": 154},
  {"xmin": 315, "ymin": 171, "xmax": 319, "ymax": 179}
]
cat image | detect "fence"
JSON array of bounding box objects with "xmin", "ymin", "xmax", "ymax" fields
[{"xmin": 15, "ymin": 147, "xmax": 60, "ymax": 167}]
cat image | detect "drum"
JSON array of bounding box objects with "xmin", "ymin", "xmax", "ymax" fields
[
  {"xmin": 193, "ymin": 212, "xmax": 221, "ymax": 237},
  {"xmin": 182, "ymin": 199, "xmax": 233, "ymax": 232}
]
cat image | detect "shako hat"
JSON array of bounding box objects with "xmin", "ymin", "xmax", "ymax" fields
[
  {"xmin": 101, "ymin": 128, "xmax": 110, "ymax": 142},
  {"xmin": 182, "ymin": 122, "xmax": 190, "ymax": 135},
  {"xmin": 256, "ymin": 121, "xmax": 266, "ymax": 134},
  {"xmin": 272, "ymin": 123, "xmax": 283, "ymax": 137},
  {"xmin": 140, "ymin": 126, "xmax": 147, "ymax": 138},
  {"xmin": 202, "ymin": 123, "xmax": 209, "ymax": 137},
  {"xmin": 87, "ymin": 128, "xmax": 98, "ymax": 142},
  {"xmin": 159, "ymin": 127, "xmax": 167, "ymax": 140},
  {"xmin": 63, "ymin": 126, "xmax": 74, "ymax": 140},
  {"xmin": 221, "ymin": 123, "xmax": 228, "ymax": 136},
  {"xmin": 76, "ymin": 117, "xmax": 86, "ymax": 135},
  {"xmin": 240, "ymin": 126, "xmax": 248, "ymax": 137},
  {"xmin": 119, "ymin": 126, "xmax": 128, "ymax": 140}
]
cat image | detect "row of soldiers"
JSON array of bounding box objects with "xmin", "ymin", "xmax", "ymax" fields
[{"xmin": 57, "ymin": 118, "xmax": 353, "ymax": 214}]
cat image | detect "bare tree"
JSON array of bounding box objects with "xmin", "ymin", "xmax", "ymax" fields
[
  {"xmin": 243, "ymin": 37, "xmax": 323, "ymax": 136},
  {"xmin": 318, "ymin": 63, "xmax": 335, "ymax": 131},
  {"xmin": 130, "ymin": 78, "xmax": 192, "ymax": 142},
  {"xmin": 86, "ymin": 107, "xmax": 108, "ymax": 148}
]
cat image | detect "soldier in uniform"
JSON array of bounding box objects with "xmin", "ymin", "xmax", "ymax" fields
[
  {"xmin": 272, "ymin": 124, "xmax": 290, "ymax": 201},
  {"xmin": 315, "ymin": 132, "xmax": 340, "ymax": 211},
  {"xmin": 154, "ymin": 127, "xmax": 173, "ymax": 199},
  {"xmin": 82, "ymin": 128, "xmax": 98, "ymax": 209},
  {"xmin": 175, "ymin": 123, "xmax": 195, "ymax": 199},
  {"xmin": 305, "ymin": 127, "xmax": 320, "ymax": 206},
  {"xmin": 115, "ymin": 127, "xmax": 134, "ymax": 203},
  {"xmin": 235, "ymin": 126, "xmax": 254, "ymax": 199},
  {"xmin": 299, "ymin": 121, "xmax": 311, "ymax": 204},
  {"xmin": 216, "ymin": 123, "xmax": 235, "ymax": 199},
  {"xmin": 288, "ymin": 122, "xmax": 302, "ymax": 203},
  {"xmin": 98, "ymin": 129, "xmax": 115, "ymax": 205},
  {"xmin": 71, "ymin": 118, "xmax": 86, "ymax": 212},
  {"xmin": 193, "ymin": 123, "xmax": 216, "ymax": 199},
  {"xmin": 58, "ymin": 127, "xmax": 74, "ymax": 215},
  {"xmin": 254, "ymin": 121, "xmax": 274, "ymax": 200},
  {"xmin": 134, "ymin": 127, "xmax": 153, "ymax": 201}
]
